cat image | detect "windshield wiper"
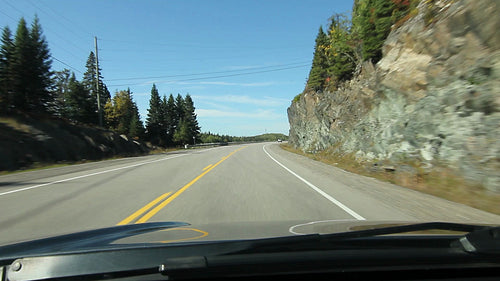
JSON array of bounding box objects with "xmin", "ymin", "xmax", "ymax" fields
[
  {"xmin": 158, "ymin": 223, "xmax": 499, "ymax": 280},
  {"xmin": 225, "ymin": 222, "xmax": 494, "ymax": 254},
  {"xmin": 2, "ymin": 222, "xmax": 498, "ymax": 281}
]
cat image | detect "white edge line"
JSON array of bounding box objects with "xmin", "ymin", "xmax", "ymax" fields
[
  {"xmin": 0, "ymin": 154, "xmax": 187, "ymax": 197},
  {"xmin": 263, "ymin": 144, "xmax": 365, "ymax": 221}
]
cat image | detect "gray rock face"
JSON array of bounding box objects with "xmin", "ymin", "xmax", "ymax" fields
[{"xmin": 288, "ymin": 0, "xmax": 500, "ymax": 192}]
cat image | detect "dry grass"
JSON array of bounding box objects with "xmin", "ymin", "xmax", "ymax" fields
[{"xmin": 280, "ymin": 144, "xmax": 500, "ymax": 215}]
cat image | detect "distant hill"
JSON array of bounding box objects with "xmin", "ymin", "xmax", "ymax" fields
[{"xmin": 200, "ymin": 132, "xmax": 288, "ymax": 143}]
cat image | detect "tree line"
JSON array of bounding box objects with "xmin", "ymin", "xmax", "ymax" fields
[
  {"xmin": 0, "ymin": 16, "xmax": 201, "ymax": 147},
  {"xmin": 145, "ymin": 84, "xmax": 200, "ymax": 147},
  {"xmin": 304, "ymin": 0, "xmax": 418, "ymax": 93},
  {"xmin": 200, "ymin": 132, "xmax": 288, "ymax": 143}
]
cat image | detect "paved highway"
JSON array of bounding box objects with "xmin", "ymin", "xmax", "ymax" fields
[{"xmin": 0, "ymin": 143, "xmax": 498, "ymax": 245}]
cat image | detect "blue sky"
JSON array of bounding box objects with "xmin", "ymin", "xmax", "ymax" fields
[{"xmin": 1, "ymin": 0, "xmax": 353, "ymax": 136}]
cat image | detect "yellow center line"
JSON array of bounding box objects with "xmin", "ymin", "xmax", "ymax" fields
[
  {"xmin": 135, "ymin": 146, "xmax": 247, "ymax": 224},
  {"xmin": 202, "ymin": 164, "xmax": 213, "ymax": 171},
  {"xmin": 117, "ymin": 192, "xmax": 172, "ymax": 225}
]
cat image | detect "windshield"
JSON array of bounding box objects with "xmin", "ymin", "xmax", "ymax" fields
[{"xmin": 0, "ymin": 0, "xmax": 498, "ymax": 248}]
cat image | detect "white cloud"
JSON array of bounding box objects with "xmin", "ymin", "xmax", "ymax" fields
[
  {"xmin": 198, "ymin": 81, "xmax": 274, "ymax": 87},
  {"xmin": 196, "ymin": 109, "xmax": 280, "ymax": 119},
  {"xmin": 192, "ymin": 95, "xmax": 289, "ymax": 107}
]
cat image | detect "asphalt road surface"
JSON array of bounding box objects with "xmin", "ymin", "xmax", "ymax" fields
[{"xmin": 0, "ymin": 143, "xmax": 498, "ymax": 245}]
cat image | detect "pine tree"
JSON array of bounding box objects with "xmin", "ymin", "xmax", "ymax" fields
[
  {"xmin": 27, "ymin": 15, "xmax": 53, "ymax": 111},
  {"xmin": 146, "ymin": 84, "xmax": 163, "ymax": 145},
  {"xmin": 66, "ymin": 73, "xmax": 93, "ymax": 123},
  {"xmin": 352, "ymin": 0, "xmax": 411, "ymax": 63},
  {"xmin": 183, "ymin": 94, "xmax": 200, "ymax": 144},
  {"xmin": 0, "ymin": 26, "xmax": 14, "ymax": 112},
  {"xmin": 173, "ymin": 94, "xmax": 185, "ymax": 145},
  {"xmin": 50, "ymin": 69, "xmax": 71, "ymax": 117},
  {"xmin": 326, "ymin": 14, "xmax": 356, "ymax": 86},
  {"xmin": 10, "ymin": 18, "xmax": 31, "ymax": 111},
  {"xmin": 306, "ymin": 27, "xmax": 329, "ymax": 92},
  {"xmin": 104, "ymin": 88, "xmax": 143, "ymax": 138},
  {"xmin": 82, "ymin": 51, "xmax": 109, "ymax": 124},
  {"xmin": 173, "ymin": 118, "xmax": 190, "ymax": 145},
  {"xmin": 165, "ymin": 94, "xmax": 177, "ymax": 146}
]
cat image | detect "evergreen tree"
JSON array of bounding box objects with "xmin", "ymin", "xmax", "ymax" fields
[
  {"xmin": 183, "ymin": 94, "xmax": 200, "ymax": 144},
  {"xmin": 104, "ymin": 88, "xmax": 143, "ymax": 137},
  {"xmin": 82, "ymin": 51, "xmax": 109, "ymax": 124},
  {"xmin": 173, "ymin": 118, "xmax": 190, "ymax": 145},
  {"xmin": 352, "ymin": 0, "xmax": 410, "ymax": 63},
  {"xmin": 164, "ymin": 94, "xmax": 177, "ymax": 146},
  {"xmin": 50, "ymin": 68, "xmax": 71, "ymax": 116},
  {"xmin": 10, "ymin": 18, "xmax": 32, "ymax": 111},
  {"xmin": 326, "ymin": 14, "xmax": 356, "ymax": 86},
  {"xmin": 66, "ymin": 73, "xmax": 93, "ymax": 123},
  {"xmin": 145, "ymin": 84, "xmax": 163, "ymax": 145},
  {"xmin": 306, "ymin": 27, "xmax": 329, "ymax": 92},
  {"xmin": 27, "ymin": 15, "xmax": 53, "ymax": 111},
  {"xmin": 173, "ymin": 94, "xmax": 185, "ymax": 145},
  {"xmin": 0, "ymin": 26, "xmax": 14, "ymax": 112}
]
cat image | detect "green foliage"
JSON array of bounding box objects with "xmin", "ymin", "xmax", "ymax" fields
[
  {"xmin": 164, "ymin": 94, "xmax": 177, "ymax": 145},
  {"xmin": 173, "ymin": 118, "xmax": 190, "ymax": 145},
  {"xmin": 0, "ymin": 26, "xmax": 14, "ymax": 112},
  {"xmin": 306, "ymin": 27, "xmax": 329, "ymax": 92},
  {"xmin": 0, "ymin": 17, "xmax": 53, "ymax": 113},
  {"xmin": 183, "ymin": 94, "xmax": 200, "ymax": 143},
  {"xmin": 199, "ymin": 132, "xmax": 288, "ymax": 143},
  {"xmin": 300, "ymin": 0, "xmax": 416, "ymax": 99},
  {"xmin": 145, "ymin": 87, "xmax": 200, "ymax": 147},
  {"xmin": 326, "ymin": 14, "xmax": 356, "ymax": 87},
  {"xmin": 352, "ymin": 0, "xmax": 413, "ymax": 63},
  {"xmin": 82, "ymin": 51, "xmax": 110, "ymax": 125},
  {"xmin": 105, "ymin": 88, "xmax": 143, "ymax": 138},
  {"xmin": 145, "ymin": 84, "xmax": 164, "ymax": 145},
  {"xmin": 292, "ymin": 93, "xmax": 302, "ymax": 103},
  {"xmin": 64, "ymin": 73, "xmax": 94, "ymax": 123}
]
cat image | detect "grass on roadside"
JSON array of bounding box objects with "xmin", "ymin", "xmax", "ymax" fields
[{"xmin": 280, "ymin": 143, "xmax": 500, "ymax": 215}]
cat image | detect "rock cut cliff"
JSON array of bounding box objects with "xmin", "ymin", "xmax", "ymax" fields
[{"xmin": 288, "ymin": 0, "xmax": 500, "ymax": 192}]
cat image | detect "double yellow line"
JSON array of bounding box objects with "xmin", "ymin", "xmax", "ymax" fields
[{"xmin": 117, "ymin": 146, "xmax": 246, "ymax": 225}]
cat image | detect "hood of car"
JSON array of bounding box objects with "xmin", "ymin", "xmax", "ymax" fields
[{"xmin": 0, "ymin": 219, "xmax": 452, "ymax": 260}]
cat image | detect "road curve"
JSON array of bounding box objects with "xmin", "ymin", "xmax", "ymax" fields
[{"xmin": 0, "ymin": 143, "xmax": 498, "ymax": 245}]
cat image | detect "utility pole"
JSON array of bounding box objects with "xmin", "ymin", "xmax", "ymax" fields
[{"xmin": 94, "ymin": 36, "xmax": 102, "ymax": 127}]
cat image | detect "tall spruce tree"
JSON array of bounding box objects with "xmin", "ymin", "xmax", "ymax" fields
[
  {"xmin": 51, "ymin": 69, "xmax": 71, "ymax": 117},
  {"xmin": 183, "ymin": 94, "xmax": 200, "ymax": 144},
  {"xmin": 10, "ymin": 18, "xmax": 32, "ymax": 111},
  {"xmin": 82, "ymin": 51, "xmax": 109, "ymax": 124},
  {"xmin": 27, "ymin": 15, "xmax": 53, "ymax": 111},
  {"xmin": 326, "ymin": 14, "xmax": 356, "ymax": 86},
  {"xmin": 0, "ymin": 26, "xmax": 14, "ymax": 112},
  {"xmin": 306, "ymin": 27, "xmax": 329, "ymax": 92},
  {"xmin": 66, "ymin": 73, "xmax": 94, "ymax": 123},
  {"xmin": 164, "ymin": 94, "xmax": 177, "ymax": 146},
  {"xmin": 146, "ymin": 84, "xmax": 163, "ymax": 145},
  {"xmin": 104, "ymin": 88, "xmax": 143, "ymax": 137}
]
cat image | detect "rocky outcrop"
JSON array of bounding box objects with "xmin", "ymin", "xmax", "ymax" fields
[
  {"xmin": 288, "ymin": 0, "xmax": 500, "ymax": 192},
  {"xmin": 0, "ymin": 114, "xmax": 149, "ymax": 171}
]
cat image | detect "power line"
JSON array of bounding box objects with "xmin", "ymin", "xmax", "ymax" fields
[
  {"xmin": 0, "ymin": 8, "xmax": 17, "ymax": 21},
  {"xmin": 108, "ymin": 64, "xmax": 309, "ymax": 87},
  {"xmin": 34, "ymin": 0, "xmax": 94, "ymax": 38},
  {"xmin": 52, "ymin": 56, "xmax": 83, "ymax": 74},
  {"xmin": 105, "ymin": 61, "xmax": 310, "ymax": 82},
  {"xmin": 98, "ymin": 38, "xmax": 308, "ymax": 50},
  {"xmin": 26, "ymin": 0, "xmax": 90, "ymax": 41}
]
